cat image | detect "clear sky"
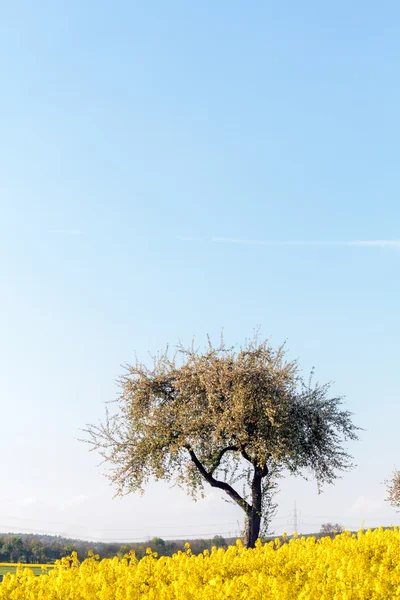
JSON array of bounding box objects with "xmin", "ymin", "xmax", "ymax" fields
[{"xmin": 1, "ymin": 0, "xmax": 400, "ymax": 542}]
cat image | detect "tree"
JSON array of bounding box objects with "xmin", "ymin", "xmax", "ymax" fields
[
  {"xmin": 151, "ymin": 538, "xmax": 166, "ymax": 553},
  {"xmin": 320, "ymin": 522, "xmax": 343, "ymax": 535},
  {"xmin": 84, "ymin": 334, "xmax": 360, "ymax": 548},
  {"xmin": 211, "ymin": 535, "xmax": 226, "ymax": 548},
  {"xmin": 2, "ymin": 536, "xmax": 24, "ymax": 562},
  {"xmin": 385, "ymin": 469, "xmax": 400, "ymax": 509},
  {"xmin": 27, "ymin": 539, "xmax": 46, "ymax": 564}
]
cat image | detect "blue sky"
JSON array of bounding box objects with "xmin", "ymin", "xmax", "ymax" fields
[{"xmin": 1, "ymin": 0, "xmax": 400, "ymax": 541}]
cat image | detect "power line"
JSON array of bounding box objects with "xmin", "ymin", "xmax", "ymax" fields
[
  {"xmin": 79, "ymin": 530, "xmax": 242, "ymax": 543},
  {"xmin": 0, "ymin": 520, "xmax": 243, "ymax": 543},
  {"xmin": 95, "ymin": 522, "xmax": 240, "ymax": 532},
  {"xmin": 0, "ymin": 516, "xmax": 240, "ymax": 533}
]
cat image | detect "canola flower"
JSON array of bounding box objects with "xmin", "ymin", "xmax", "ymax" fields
[{"xmin": 1, "ymin": 527, "xmax": 400, "ymax": 599}]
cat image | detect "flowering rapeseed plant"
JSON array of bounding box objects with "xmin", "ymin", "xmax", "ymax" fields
[{"xmin": 1, "ymin": 527, "xmax": 400, "ymax": 599}]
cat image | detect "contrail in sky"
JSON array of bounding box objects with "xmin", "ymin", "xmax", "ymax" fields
[
  {"xmin": 209, "ymin": 238, "xmax": 400, "ymax": 249},
  {"xmin": 48, "ymin": 229, "xmax": 82, "ymax": 235}
]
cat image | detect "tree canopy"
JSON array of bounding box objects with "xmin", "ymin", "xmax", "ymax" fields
[
  {"xmin": 385, "ymin": 470, "xmax": 400, "ymax": 509},
  {"xmin": 84, "ymin": 334, "xmax": 359, "ymax": 547}
]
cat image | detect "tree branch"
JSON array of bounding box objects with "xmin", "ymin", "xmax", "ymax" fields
[
  {"xmin": 210, "ymin": 445, "xmax": 238, "ymax": 474},
  {"xmin": 261, "ymin": 463, "xmax": 269, "ymax": 477},
  {"xmin": 241, "ymin": 446, "xmax": 253, "ymax": 464},
  {"xmin": 188, "ymin": 449, "xmax": 251, "ymax": 515},
  {"xmin": 241, "ymin": 445, "xmax": 270, "ymax": 478}
]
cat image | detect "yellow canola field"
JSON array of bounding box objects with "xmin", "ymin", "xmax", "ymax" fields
[
  {"xmin": 0, "ymin": 564, "xmax": 54, "ymax": 568},
  {"xmin": 1, "ymin": 527, "xmax": 400, "ymax": 599}
]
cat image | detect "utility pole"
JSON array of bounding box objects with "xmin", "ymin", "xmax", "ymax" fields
[{"xmin": 288, "ymin": 501, "xmax": 303, "ymax": 534}]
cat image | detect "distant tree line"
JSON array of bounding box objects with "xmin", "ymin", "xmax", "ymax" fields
[{"xmin": 0, "ymin": 533, "xmax": 232, "ymax": 563}]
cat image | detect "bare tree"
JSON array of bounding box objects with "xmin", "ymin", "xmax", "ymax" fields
[
  {"xmin": 320, "ymin": 522, "xmax": 343, "ymax": 535},
  {"xmin": 83, "ymin": 333, "xmax": 360, "ymax": 548}
]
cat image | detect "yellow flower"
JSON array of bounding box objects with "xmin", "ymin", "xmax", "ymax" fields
[{"xmin": 2, "ymin": 528, "xmax": 400, "ymax": 599}]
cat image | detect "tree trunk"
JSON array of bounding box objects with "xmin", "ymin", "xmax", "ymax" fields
[{"xmin": 244, "ymin": 470, "xmax": 262, "ymax": 548}]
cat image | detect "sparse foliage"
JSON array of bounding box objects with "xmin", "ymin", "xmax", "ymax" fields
[
  {"xmin": 320, "ymin": 522, "xmax": 343, "ymax": 535},
  {"xmin": 260, "ymin": 470, "xmax": 280, "ymax": 537},
  {"xmin": 385, "ymin": 469, "xmax": 400, "ymax": 509},
  {"xmin": 84, "ymin": 333, "xmax": 360, "ymax": 548}
]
